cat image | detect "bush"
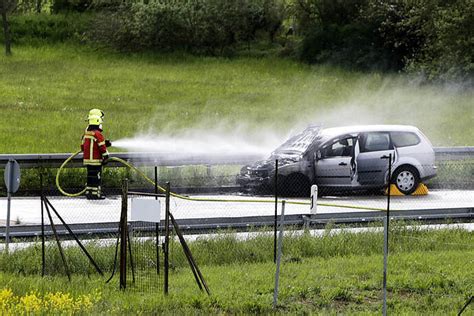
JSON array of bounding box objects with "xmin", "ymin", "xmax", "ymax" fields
[
  {"xmin": 296, "ymin": 0, "xmax": 395, "ymax": 71},
  {"xmin": 88, "ymin": 0, "xmax": 285, "ymax": 55},
  {"xmin": 1, "ymin": 13, "xmax": 92, "ymax": 44},
  {"xmin": 51, "ymin": 0, "xmax": 92, "ymax": 13},
  {"xmin": 295, "ymin": 0, "xmax": 474, "ymax": 80},
  {"xmin": 407, "ymin": 0, "xmax": 474, "ymax": 82},
  {"xmin": 299, "ymin": 23, "xmax": 396, "ymax": 70}
]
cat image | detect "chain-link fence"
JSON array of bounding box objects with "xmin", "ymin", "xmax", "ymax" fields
[{"xmin": 0, "ymin": 155, "xmax": 472, "ymax": 313}]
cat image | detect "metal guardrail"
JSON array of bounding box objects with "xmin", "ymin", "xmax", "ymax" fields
[
  {"xmin": 0, "ymin": 152, "xmax": 264, "ymax": 168},
  {"xmin": 433, "ymin": 147, "xmax": 474, "ymax": 161},
  {"xmin": 0, "ymin": 147, "xmax": 472, "ymax": 169},
  {"xmin": 0, "ymin": 207, "xmax": 472, "ymax": 239}
]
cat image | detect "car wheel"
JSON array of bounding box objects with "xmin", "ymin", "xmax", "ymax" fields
[
  {"xmin": 392, "ymin": 166, "xmax": 420, "ymax": 195},
  {"xmin": 281, "ymin": 173, "xmax": 311, "ymax": 197}
]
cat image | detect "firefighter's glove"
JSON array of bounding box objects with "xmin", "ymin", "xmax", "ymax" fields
[{"xmin": 105, "ymin": 140, "xmax": 112, "ymax": 148}]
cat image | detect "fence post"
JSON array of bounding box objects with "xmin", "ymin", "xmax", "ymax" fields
[
  {"xmin": 273, "ymin": 200, "xmax": 285, "ymax": 309},
  {"xmin": 382, "ymin": 153, "xmax": 392, "ymax": 316},
  {"xmin": 119, "ymin": 179, "xmax": 128, "ymax": 290},
  {"xmin": 164, "ymin": 181, "xmax": 171, "ymax": 295},
  {"xmin": 274, "ymin": 159, "xmax": 279, "ymax": 263},
  {"xmin": 40, "ymin": 171, "xmax": 45, "ymax": 277}
]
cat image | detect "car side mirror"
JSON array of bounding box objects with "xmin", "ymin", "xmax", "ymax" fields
[{"xmin": 316, "ymin": 150, "xmax": 322, "ymax": 160}]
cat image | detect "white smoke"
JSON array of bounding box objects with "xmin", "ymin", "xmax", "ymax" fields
[
  {"xmin": 113, "ymin": 73, "xmax": 473, "ymax": 158},
  {"xmin": 112, "ymin": 123, "xmax": 290, "ymax": 158}
]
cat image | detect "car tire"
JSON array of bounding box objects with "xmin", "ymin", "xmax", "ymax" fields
[
  {"xmin": 281, "ymin": 173, "xmax": 311, "ymax": 197},
  {"xmin": 392, "ymin": 166, "xmax": 420, "ymax": 195}
]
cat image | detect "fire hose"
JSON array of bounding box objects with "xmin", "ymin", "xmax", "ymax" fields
[{"xmin": 56, "ymin": 151, "xmax": 385, "ymax": 211}]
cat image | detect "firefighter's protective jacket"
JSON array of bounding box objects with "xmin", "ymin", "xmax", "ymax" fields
[{"xmin": 81, "ymin": 129, "xmax": 109, "ymax": 166}]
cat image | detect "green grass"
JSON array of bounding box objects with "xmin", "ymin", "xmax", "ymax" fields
[
  {"xmin": 2, "ymin": 223, "xmax": 472, "ymax": 275},
  {"xmin": 0, "ymin": 226, "xmax": 472, "ymax": 314},
  {"xmin": 0, "ymin": 44, "xmax": 473, "ymax": 154}
]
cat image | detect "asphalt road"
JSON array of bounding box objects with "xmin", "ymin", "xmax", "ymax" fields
[{"xmin": 0, "ymin": 190, "xmax": 472, "ymax": 226}]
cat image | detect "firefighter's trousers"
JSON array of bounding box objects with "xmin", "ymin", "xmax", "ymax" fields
[{"xmin": 85, "ymin": 165, "xmax": 103, "ymax": 198}]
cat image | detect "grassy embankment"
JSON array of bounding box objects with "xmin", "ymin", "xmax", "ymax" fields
[
  {"xmin": 0, "ymin": 44, "xmax": 473, "ymax": 155},
  {"xmin": 0, "ymin": 226, "xmax": 472, "ymax": 314}
]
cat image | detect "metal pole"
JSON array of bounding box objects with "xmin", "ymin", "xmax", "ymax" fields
[
  {"xmin": 155, "ymin": 166, "xmax": 160, "ymax": 275},
  {"xmin": 169, "ymin": 213, "xmax": 205, "ymax": 293},
  {"xmin": 40, "ymin": 172, "xmax": 45, "ymax": 277},
  {"xmin": 44, "ymin": 197, "xmax": 104, "ymax": 276},
  {"xmin": 274, "ymin": 159, "xmax": 279, "ymax": 263},
  {"xmin": 273, "ymin": 200, "xmax": 286, "ymax": 309},
  {"xmin": 5, "ymin": 160, "xmax": 13, "ymax": 252},
  {"xmin": 382, "ymin": 153, "xmax": 392, "ymax": 316},
  {"xmin": 164, "ymin": 181, "xmax": 170, "ymax": 295},
  {"xmin": 127, "ymin": 224, "xmax": 135, "ymax": 283},
  {"xmin": 5, "ymin": 191, "xmax": 11, "ymax": 252},
  {"xmin": 44, "ymin": 200, "xmax": 71, "ymax": 281},
  {"xmin": 119, "ymin": 179, "xmax": 128, "ymax": 290}
]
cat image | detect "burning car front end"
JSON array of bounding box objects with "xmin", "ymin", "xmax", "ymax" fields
[
  {"xmin": 237, "ymin": 125, "xmax": 322, "ymax": 194},
  {"xmin": 237, "ymin": 160, "xmax": 275, "ymax": 192}
]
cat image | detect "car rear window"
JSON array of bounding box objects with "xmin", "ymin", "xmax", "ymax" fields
[{"xmin": 390, "ymin": 132, "xmax": 420, "ymax": 147}]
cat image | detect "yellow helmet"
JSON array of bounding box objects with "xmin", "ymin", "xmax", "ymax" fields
[
  {"xmin": 89, "ymin": 108, "xmax": 104, "ymax": 118},
  {"xmin": 87, "ymin": 109, "xmax": 104, "ymax": 125}
]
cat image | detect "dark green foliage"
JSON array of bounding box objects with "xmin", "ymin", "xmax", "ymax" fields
[
  {"xmin": 296, "ymin": 0, "xmax": 402, "ymax": 70},
  {"xmin": 89, "ymin": 0, "xmax": 285, "ymax": 55},
  {"xmin": 299, "ymin": 22, "xmax": 395, "ymax": 70},
  {"xmin": 51, "ymin": 0, "xmax": 92, "ymax": 13},
  {"xmin": 406, "ymin": 0, "xmax": 474, "ymax": 81},
  {"xmin": 0, "ymin": 13, "xmax": 92, "ymax": 44},
  {"xmin": 295, "ymin": 0, "xmax": 474, "ymax": 80}
]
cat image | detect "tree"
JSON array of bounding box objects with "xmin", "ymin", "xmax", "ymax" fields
[{"xmin": 0, "ymin": 0, "xmax": 13, "ymax": 56}]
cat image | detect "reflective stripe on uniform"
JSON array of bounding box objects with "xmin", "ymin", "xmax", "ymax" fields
[
  {"xmin": 89, "ymin": 138, "xmax": 94, "ymax": 161},
  {"xmin": 84, "ymin": 159, "xmax": 102, "ymax": 166},
  {"xmin": 98, "ymin": 141, "xmax": 106, "ymax": 146}
]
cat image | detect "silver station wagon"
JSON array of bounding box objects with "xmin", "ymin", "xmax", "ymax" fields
[{"xmin": 237, "ymin": 125, "xmax": 437, "ymax": 196}]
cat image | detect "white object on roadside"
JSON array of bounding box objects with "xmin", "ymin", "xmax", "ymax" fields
[
  {"xmin": 131, "ymin": 198, "xmax": 161, "ymax": 223},
  {"xmin": 310, "ymin": 185, "xmax": 318, "ymax": 214}
]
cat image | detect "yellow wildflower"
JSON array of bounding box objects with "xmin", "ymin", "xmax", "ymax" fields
[
  {"xmin": 19, "ymin": 292, "xmax": 42, "ymax": 313},
  {"xmin": 0, "ymin": 288, "xmax": 15, "ymax": 310}
]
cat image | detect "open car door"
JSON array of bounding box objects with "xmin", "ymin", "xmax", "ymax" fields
[
  {"xmin": 315, "ymin": 136, "xmax": 357, "ymax": 187},
  {"xmin": 356, "ymin": 132, "xmax": 395, "ymax": 185}
]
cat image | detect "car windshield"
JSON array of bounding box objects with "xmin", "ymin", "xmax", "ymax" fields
[{"xmin": 272, "ymin": 125, "xmax": 322, "ymax": 157}]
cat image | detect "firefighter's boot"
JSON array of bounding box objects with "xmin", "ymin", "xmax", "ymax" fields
[{"xmin": 86, "ymin": 186, "xmax": 106, "ymax": 200}]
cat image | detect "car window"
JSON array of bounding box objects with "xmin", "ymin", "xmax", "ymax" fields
[
  {"xmin": 390, "ymin": 132, "xmax": 420, "ymax": 147},
  {"xmin": 361, "ymin": 132, "xmax": 392, "ymax": 152},
  {"xmin": 322, "ymin": 138, "xmax": 354, "ymax": 157}
]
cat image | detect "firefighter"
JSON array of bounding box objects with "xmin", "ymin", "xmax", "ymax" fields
[{"xmin": 81, "ymin": 109, "xmax": 111, "ymax": 200}]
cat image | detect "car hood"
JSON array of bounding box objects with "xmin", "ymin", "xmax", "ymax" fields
[
  {"xmin": 243, "ymin": 125, "xmax": 322, "ymax": 172},
  {"xmin": 272, "ymin": 125, "xmax": 322, "ymax": 156}
]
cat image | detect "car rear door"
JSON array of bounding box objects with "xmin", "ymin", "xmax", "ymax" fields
[
  {"xmin": 356, "ymin": 132, "xmax": 394, "ymax": 185},
  {"xmin": 315, "ymin": 137, "xmax": 356, "ymax": 186}
]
